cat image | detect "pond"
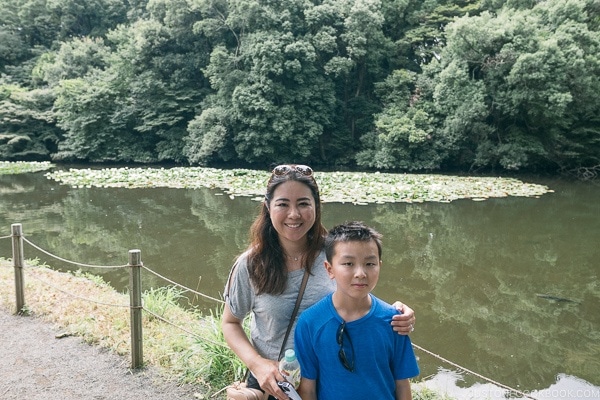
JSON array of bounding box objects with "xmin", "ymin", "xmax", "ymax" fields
[{"xmin": 0, "ymin": 168, "xmax": 598, "ymax": 399}]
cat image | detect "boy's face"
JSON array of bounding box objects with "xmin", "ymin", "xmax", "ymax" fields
[{"xmin": 325, "ymin": 239, "xmax": 381, "ymax": 299}]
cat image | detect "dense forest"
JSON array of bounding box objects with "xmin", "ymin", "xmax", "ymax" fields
[{"xmin": 1, "ymin": 0, "xmax": 599, "ymax": 176}]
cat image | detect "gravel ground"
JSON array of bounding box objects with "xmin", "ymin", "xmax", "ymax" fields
[{"xmin": 0, "ymin": 311, "xmax": 206, "ymax": 400}]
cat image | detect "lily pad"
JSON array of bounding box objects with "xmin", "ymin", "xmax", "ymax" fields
[
  {"xmin": 0, "ymin": 161, "xmax": 54, "ymax": 175},
  {"xmin": 45, "ymin": 166, "xmax": 552, "ymax": 205}
]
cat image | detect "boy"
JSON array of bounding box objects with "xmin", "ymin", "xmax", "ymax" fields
[{"xmin": 294, "ymin": 221, "xmax": 419, "ymax": 400}]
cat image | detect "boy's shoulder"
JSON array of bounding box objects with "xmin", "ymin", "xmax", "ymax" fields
[
  {"xmin": 373, "ymin": 295, "xmax": 396, "ymax": 309},
  {"xmin": 299, "ymin": 293, "xmax": 333, "ymax": 321},
  {"xmin": 370, "ymin": 295, "xmax": 402, "ymax": 320}
]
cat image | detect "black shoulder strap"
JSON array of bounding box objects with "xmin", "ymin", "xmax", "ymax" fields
[{"xmin": 278, "ymin": 268, "xmax": 310, "ymax": 360}]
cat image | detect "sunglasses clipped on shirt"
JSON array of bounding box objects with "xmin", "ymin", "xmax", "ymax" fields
[
  {"xmin": 336, "ymin": 321, "xmax": 355, "ymax": 372},
  {"xmin": 271, "ymin": 164, "xmax": 313, "ymax": 177}
]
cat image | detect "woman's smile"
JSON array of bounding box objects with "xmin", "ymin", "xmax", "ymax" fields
[{"xmin": 269, "ymin": 181, "xmax": 316, "ymax": 245}]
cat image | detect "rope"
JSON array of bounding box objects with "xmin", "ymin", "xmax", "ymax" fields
[
  {"xmin": 412, "ymin": 343, "xmax": 539, "ymax": 400},
  {"xmin": 0, "ymin": 234, "xmax": 12, "ymax": 240},
  {"xmin": 141, "ymin": 265, "xmax": 224, "ymax": 304},
  {"xmin": 22, "ymin": 237, "xmax": 128, "ymax": 269},
  {"xmin": 141, "ymin": 306, "xmax": 228, "ymax": 349},
  {"xmin": 27, "ymin": 270, "xmax": 130, "ymax": 308}
]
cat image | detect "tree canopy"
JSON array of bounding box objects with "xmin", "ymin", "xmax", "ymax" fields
[{"xmin": 1, "ymin": 0, "xmax": 598, "ymax": 176}]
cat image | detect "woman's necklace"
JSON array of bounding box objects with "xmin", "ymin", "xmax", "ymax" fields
[
  {"xmin": 283, "ymin": 251, "xmax": 305, "ymax": 261},
  {"xmin": 285, "ymin": 252, "xmax": 305, "ymax": 272},
  {"xmin": 286, "ymin": 254, "xmax": 301, "ymax": 261}
]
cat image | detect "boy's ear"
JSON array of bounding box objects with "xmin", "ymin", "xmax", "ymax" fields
[{"xmin": 324, "ymin": 261, "xmax": 335, "ymax": 279}]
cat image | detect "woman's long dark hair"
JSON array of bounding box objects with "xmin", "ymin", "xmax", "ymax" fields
[{"xmin": 247, "ymin": 166, "xmax": 327, "ymax": 295}]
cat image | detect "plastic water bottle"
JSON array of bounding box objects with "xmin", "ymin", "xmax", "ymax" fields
[{"xmin": 279, "ymin": 348, "xmax": 301, "ymax": 389}]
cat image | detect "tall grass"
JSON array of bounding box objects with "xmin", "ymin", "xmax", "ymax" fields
[
  {"xmin": 179, "ymin": 307, "xmax": 248, "ymax": 391},
  {"xmin": 143, "ymin": 286, "xmax": 187, "ymax": 318},
  {"xmin": 141, "ymin": 286, "xmax": 248, "ymax": 394}
]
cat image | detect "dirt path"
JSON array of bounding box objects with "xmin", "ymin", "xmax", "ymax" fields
[{"xmin": 0, "ymin": 311, "xmax": 205, "ymax": 400}]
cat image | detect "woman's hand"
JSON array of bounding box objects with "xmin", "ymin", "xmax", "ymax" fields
[
  {"xmin": 251, "ymin": 357, "xmax": 289, "ymax": 400},
  {"xmin": 222, "ymin": 305, "xmax": 289, "ymax": 398},
  {"xmin": 391, "ymin": 301, "xmax": 416, "ymax": 335}
]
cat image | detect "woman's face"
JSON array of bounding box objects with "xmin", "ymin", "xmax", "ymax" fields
[{"xmin": 268, "ymin": 180, "xmax": 316, "ymax": 246}]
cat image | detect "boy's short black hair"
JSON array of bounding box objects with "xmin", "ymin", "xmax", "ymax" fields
[{"xmin": 324, "ymin": 221, "xmax": 383, "ymax": 263}]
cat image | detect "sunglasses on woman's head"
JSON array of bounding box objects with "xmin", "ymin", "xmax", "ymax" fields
[
  {"xmin": 336, "ymin": 321, "xmax": 355, "ymax": 372},
  {"xmin": 272, "ymin": 164, "xmax": 313, "ymax": 176}
]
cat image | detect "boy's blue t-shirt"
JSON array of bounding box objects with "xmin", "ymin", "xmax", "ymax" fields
[{"xmin": 294, "ymin": 293, "xmax": 419, "ymax": 400}]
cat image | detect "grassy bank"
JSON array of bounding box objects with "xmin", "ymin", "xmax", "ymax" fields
[
  {"xmin": 0, "ymin": 258, "xmax": 241, "ymax": 397},
  {"xmin": 0, "ymin": 259, "xmax": 453, "ymax": 400}
]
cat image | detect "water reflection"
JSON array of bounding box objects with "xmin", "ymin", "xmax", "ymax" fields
[
  {"xmin": 0, "ymin": 171, "xmax": 598, "ymax": 396},
  {"xmin": 1, "ymin": 179, "xmax": 259, "ymax": 297}
]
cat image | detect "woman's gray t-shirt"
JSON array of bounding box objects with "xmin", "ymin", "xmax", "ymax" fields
[{"xmin": 224, "ymin": 250, "xmax": 335, "ymax": 361}]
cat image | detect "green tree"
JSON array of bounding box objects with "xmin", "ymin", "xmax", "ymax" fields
[
  {"xmin": 0, "ymin": 28, "xmax": 29, "ymax": 74},
  {"xmin": 361, "ymin": 0, "xmax": 600, "ymax": 172},
  {"xmin": 0, "ymin": 0, "xmax": 129, "ymax": 83},
  {"xmin": 394, "ymin": 0, "xmax": 483, "ymax": 67},
  {"xmin": 53, "ymin": 74, "xmax": 136, "ymax": 162},
  {"xmin": 53, "ymin": 0, "xmax": 212, "ymax": 162},
  {"xmin": 186, "ymin": 0, "xmax": 339, "ymax": 165},
  {"xmin": 0, "ymin": 0, "xmax": 137, "ymax": 161},
  {"xmin": 186, "ymin": 0, "xmax": 416, "ymax": 166},
  {"xmin": 0, "ymin": 85, "xmax": 60, "ymax": 160},
  {"xmin": 33, "ymin": 37, "xmax": 111, "ymax": 87},
  {"xmin": 446, "ymin": 0, "xmax": 600, "ymax": 171}
]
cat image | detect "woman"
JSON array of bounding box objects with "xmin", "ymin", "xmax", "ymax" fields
[{"xmin": 222, "ymin": 164, "xmax": 416, "ymax": 400}]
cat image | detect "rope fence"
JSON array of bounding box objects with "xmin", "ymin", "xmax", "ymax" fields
[
  {"xmin": 23, "ymin": 236, "xmax": 128, "ymax": 269},
  {"xmin": 411, "ymin": 344, "xmax": 537, "ymax": 400},
  {"xmin": 1, "ymin": 222, "xmax": 538, "ymax": 400},
  {"xmin": 25, "ymin": 270, "xmax": 130, "ymax": 308},
  {"xmin": 141, "ymin": 265, "xmax": 224, "ymax": 304},
  {"xmin": 142, "ymin": 307, "xmax": 227, "ymax": 349}
]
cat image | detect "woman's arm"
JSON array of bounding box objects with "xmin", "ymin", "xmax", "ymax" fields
[
  {"xmin": 221, "ymin": 304, "xmax": 288, "ymax": 399},
  {"xmin": 391, "ymin": 302, "xmax": 416, "ymax": 335}
]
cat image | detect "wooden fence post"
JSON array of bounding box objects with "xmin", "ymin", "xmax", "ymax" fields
[
  {"xmin": 11, "ymin": 223, "xmax": 25, "ymax": 314},
  {"xmin": 128, "ymin": 249, "xmax": 143, "ymax": 369}
]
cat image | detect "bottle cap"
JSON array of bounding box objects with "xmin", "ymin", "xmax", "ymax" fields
[{"xmin": 284, "ymin": 349, "xmax": 296, "ymax": 361}]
